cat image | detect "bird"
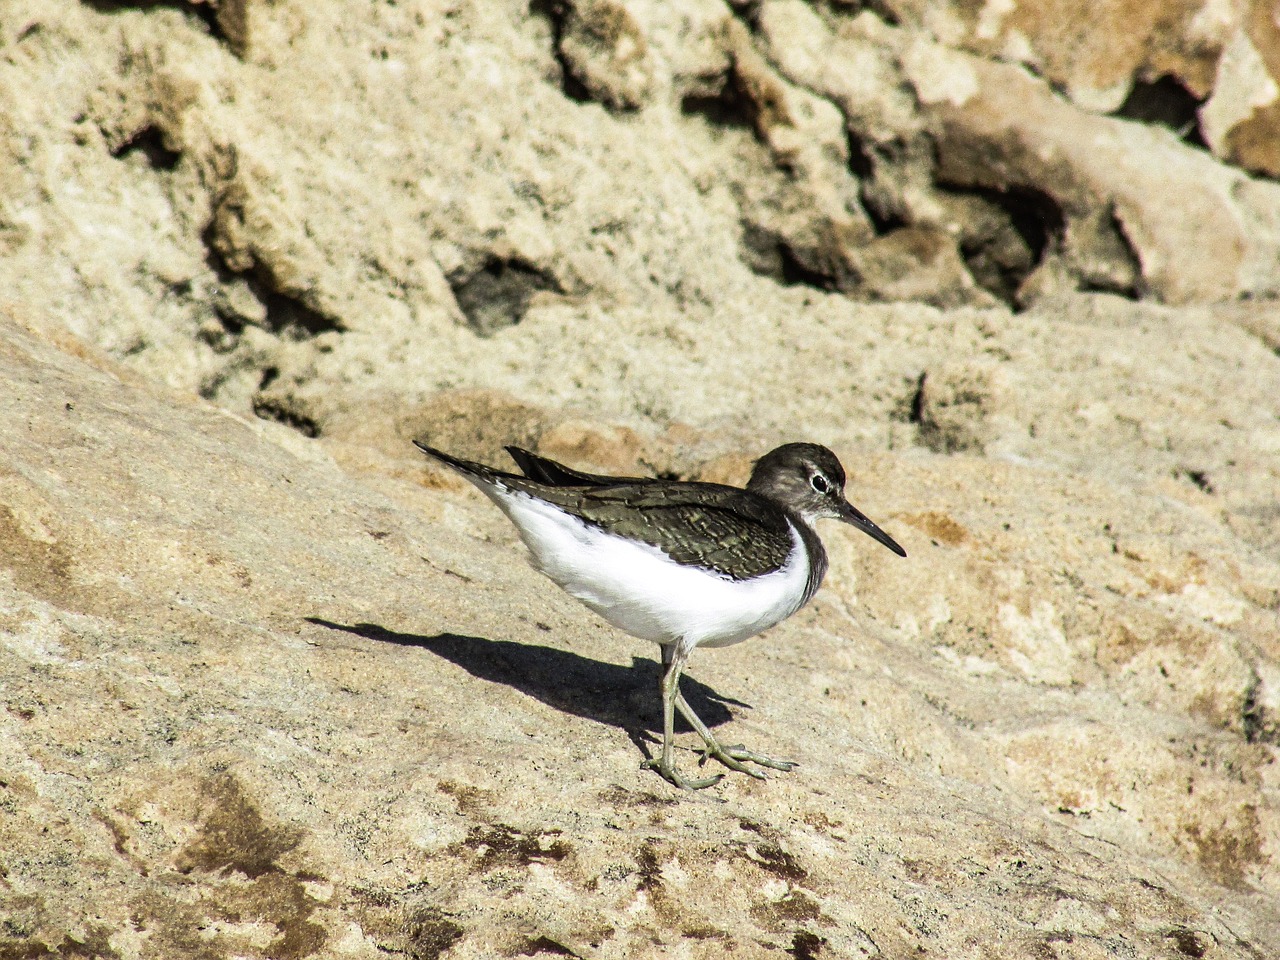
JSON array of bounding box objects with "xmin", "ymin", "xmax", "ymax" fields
[{"xmin": 414, "ymin": 440, "xmax": 906, "ymax": 790}]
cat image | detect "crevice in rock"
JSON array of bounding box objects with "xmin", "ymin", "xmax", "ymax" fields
[
  {"xmin": 518, "ymin": 935, "xmax": 579, "ymax": 957},
  {"xmin": 257, "ymin": 287, "xmax": 341, "ymax": 340},
  {"xmin": 529, "ymin": 0, "xmax": 594, "ymax": 104},
  {"xmin": 956, "ymin": 238, "xmax": 1030, "ymax": 306},
  {"xmin": 401, "ymin": 906, "xmax": 465, "ymax": 960},
  {"xmin": 944, "ymin": 184, "xmax": 1065, "ymax": 306},
  {"xmin": 789, "ymin": 930, "xmax": 826, "ymax": 959},
  {"xmin": 449, "ymin": 256, "xmax": 563, "ymax": 337},
  {"xmin": 974, "ymin": 184, "xmax": 1063, "ymax": 269},
  {"xmin": 777, "ymin": 242, "xmax": 838, "ymax": 290},
  {"xmin": 202, "ymin": 306, "xmax": 244, "ymax": 341},
  {"xmin": 844, "ymin": 133, "xmax": 916, "ymax": 236},
  {"xmin": 908, "ymin": 371, "xmax": 927, "ymax": 426},
  {"xmin": 201, "ymin": 226, "xmax": 345, "ymax": 341},
  {"xmin": 726, "ymin": 1, "xmax": 764, "ymax": 34},
  {"xmin": 531, "ymin": 0, "xmax": 656, "ymax": 111},
  {"xmin": 858, "ymin": 1, "xmax": 901, "ymax": 28},
  {"xmin": 251, "ymin": 393, "xmax": 321, "ymax": 438},
  {"xmin": 860, "ymin": 192, "xmax": 908, "ymax": 237},
  {"xmin": 844, "ymin": 128, "xmax": 876, "ymax": 181},
  {"xmin": 109, "ymin": 124, "xmax": 181, "ymax": 171},
  {"xmin": 1163, "ymin": 927, "xmax": 1210, "ymax": 958},
  {"xmin": 1240, "ymin": 670, "xmax": 1276, "ymax": 745},
  {"xmin": 680, "ymin": 70, "xmax": 759, "ymax": 132},
  {"xmin": 1182, "ymin": 468, "xmax": 1214, "ymax": 494},
  {"xmin": 1114, "ymin": 75, "xmax": 1207, "ymax": 148},
  {"xmin": 740, "ymin": 222, "xmax": 843, "ymax": 292},
  {"xmin": 82, "ymin": 0, "xmax": 221, "ymax": 42}
]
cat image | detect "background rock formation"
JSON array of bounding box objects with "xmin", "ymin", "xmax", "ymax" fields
[{"xmin": 1, "ymin": 1, "xmax": 1278, "ymax": 956}]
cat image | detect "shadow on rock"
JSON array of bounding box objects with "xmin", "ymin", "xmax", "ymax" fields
[{"xmin": 304, "ymin": 618, "xmax": 749, "ymax": 739}]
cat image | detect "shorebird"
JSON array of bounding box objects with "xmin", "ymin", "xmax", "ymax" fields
[{"xmin": 415, "ymin": 440, "xmax": 905, "ymax": 789}]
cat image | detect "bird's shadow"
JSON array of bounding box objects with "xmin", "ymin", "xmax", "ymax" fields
[{"xmin": 304, "ymin": 618, "xmax": 750, "ymax": 745}]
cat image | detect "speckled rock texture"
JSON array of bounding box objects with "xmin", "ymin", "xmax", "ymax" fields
[{"xmin": 1, "ymin": 1, "xmax": 1279, "ymax": 958}]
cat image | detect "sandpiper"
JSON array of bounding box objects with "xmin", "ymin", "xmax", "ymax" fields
[{"xmin": 415, "ymin": 440, "xmax": 905, "ymax": 790}]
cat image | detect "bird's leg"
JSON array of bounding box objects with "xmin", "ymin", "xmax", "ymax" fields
[
  {"xmin": 651, "ymin": 645, "xmax": 796, "ymax": 780},
  {"xmin": 673, "ymin": 693, "xmax": 796, "ymax": 776},
  {"xmin": 643, "ymin": 643, "xmax": 722, "ymax": 790}
]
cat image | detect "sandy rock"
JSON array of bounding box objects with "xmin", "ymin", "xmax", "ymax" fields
[
  {"xmin": 1202, "ymin": 16, "xmax": 1280, "ymax": 178},
  {"xmin": 919, "ymin": 46, "xmax": 1280, "ymax": 306},
  {"xmin": 866, "ymin": 0, "xmax": 1280, "ymax": 184},
  {"xmin": 760, "ymin": 2, "xmax": 1280, "ymax": 306},
  {"xmin": 3, "ymin": 310, "xmax": 1279, "ymax": 955},
  {"xmin": 871, "ymin": 0, "xmax": 1223, "ymax": 110},
  {"xmin": 910, "ymin": 356, "xmax": 1006, "ymax": 454},
  {"xmin": 3, "ymin": 0, "xmax": 1280, "ymax": 956},
  {"xmin": 550, "ymin": 0, "xmax": 658, "ymax": 111}
]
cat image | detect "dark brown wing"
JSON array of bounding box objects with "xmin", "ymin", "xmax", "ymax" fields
[
  {"xmin": 546, "ymin": 483, "xmax": 796, "ymax": 580},
  {"xmin": 417, "ymin": 442, "xmax": 797, "ymax": 580}
]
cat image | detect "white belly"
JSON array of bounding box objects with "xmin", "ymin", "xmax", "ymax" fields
[{"xmin": 491, "ymin": 488, "xmax": 811, "ymax": 648}]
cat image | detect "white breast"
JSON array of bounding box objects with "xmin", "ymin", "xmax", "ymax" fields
[{"xmin": 489, "ymin": 487, "xmax": 812, "ymax": 649}]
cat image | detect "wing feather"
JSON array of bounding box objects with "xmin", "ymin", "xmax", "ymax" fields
[{"xmin": 545, "ymin": 483, "xmax": 794, "ymax": 579}]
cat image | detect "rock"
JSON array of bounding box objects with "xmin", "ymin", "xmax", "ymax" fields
[
  {"xmin": 2, "ymin": 0, "xmax": 1280, "ymax": 956},
  {"xmin": 3, "ymin": 303, "xmax": 1280, "ymax": 955},
  {"xmin": 759, "ymin": 1, "xmax": 1280, "ymax": 306},
  {"xmin": 1201, "ymin": 17, "xmax": 1280, "ymax": 178},
  {"xmin": 917, "ymin": 45, "xmax": 1280, "ymax": 306},
  {"xmin": 867, "ymin": 0, "xmax": 1225, "ymax": 112},
  {"xmin": 910, "ymin": 357, "xmax": 1005, "ymax": 454},
  {"xmin": 550, "ymin": 0, "xmax": 658, "ymax": 111}
]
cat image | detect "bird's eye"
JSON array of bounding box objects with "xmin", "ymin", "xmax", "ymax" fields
[{"xmin": 810, "ymin": 474, "xmax": 831, "ymax": 494}]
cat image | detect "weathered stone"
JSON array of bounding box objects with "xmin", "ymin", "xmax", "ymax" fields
[{"xmin": 2, "ymin": 0, "xmax": 1280, "ymax": 955}]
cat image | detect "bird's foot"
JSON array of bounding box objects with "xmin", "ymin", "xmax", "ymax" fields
[
  {"xmin": 642, "ymin": 757, "xmax": 723, "ymax": 790},
  {"xmin": 699, "ymin": 743, "xmax": 797, "ymax": 778}
]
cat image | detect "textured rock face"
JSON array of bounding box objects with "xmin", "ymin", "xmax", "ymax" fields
[
  {"xmin": 1, "ymin": 1, "xmax": 1279, "ymax": 958},
  {"xmin": 877, "ymin": 0, "xmax": 1280, "ymax": 179}
]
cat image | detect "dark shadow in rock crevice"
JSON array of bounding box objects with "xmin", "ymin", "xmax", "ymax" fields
[
  {"xmin": 83, "ymin": 0, "xmax": 252, "ymax": 56},
  {"xmin": 304, "ymin": 619, "xmax": 748, "ymax": 739},
  {"xmin": 740, "ymin": 221, "xmax": 850, "ymax": 293},
  {"xmin": 82, "ymin": 0, "xmax": 222, "ymax": 41},
  {"xmin": 110, "ymin": 124, "xmax": 182, "ymax": 171},
  {"xmin": 255, "ymin": 285, "xmax": 342, "ymax": 340},
  {"xmin": 449, "ymin": 257, "xmax": 562, "ymax": 337},
  {"xmin": 528, "ymin": 0, "xmax": 593, "ymax": 104},
  {"xmin": 199, "ymin": 222, "xmax": 344, "ymax": 341},
  {"xmin": 966, "ymin": 184, "xmax": 1064, "ymax": 274},
  {"xmin": 680, "ymin": 70, "xmax": 760, "ymax": 132},
  {"xmin": 1113, "ymin": 75, "xmax": 1208, "ymax": 148},
  {"xmin": 935, "ymin": 182, "xmax": 1065, "ymax": 306}
]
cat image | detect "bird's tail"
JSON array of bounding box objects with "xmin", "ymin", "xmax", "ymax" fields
[{"xmin": 413, "ymin": 441, "xmax": 511, "ymax": 487}]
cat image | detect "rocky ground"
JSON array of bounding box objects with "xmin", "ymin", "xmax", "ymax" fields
[{"xmin": 1, "ymin": 1, "xmax": 1279, "ymax": 957}]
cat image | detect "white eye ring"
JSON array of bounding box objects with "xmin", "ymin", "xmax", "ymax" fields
[{"xmin": 810, "ymin": 474, "xmax": 831, "ymax": 494}]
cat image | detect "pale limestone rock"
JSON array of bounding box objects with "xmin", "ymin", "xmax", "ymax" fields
[{"xmin": 1, "ymin": 0, "xmax": 1280, "ymax": 956}]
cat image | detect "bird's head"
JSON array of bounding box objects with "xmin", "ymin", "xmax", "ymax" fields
[{"xmin": 747, "ymin": 443, "xmax": 906, "ymax": 557}]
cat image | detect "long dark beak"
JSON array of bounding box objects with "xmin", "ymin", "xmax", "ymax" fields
[{"xmin": 836, "ymin": 499, "xmax": 907, "ymax": 557}]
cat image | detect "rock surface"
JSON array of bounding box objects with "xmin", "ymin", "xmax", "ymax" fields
[{"xmin": 1, "ymin": 1, "xmax": 1279, "ymax": 958}]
